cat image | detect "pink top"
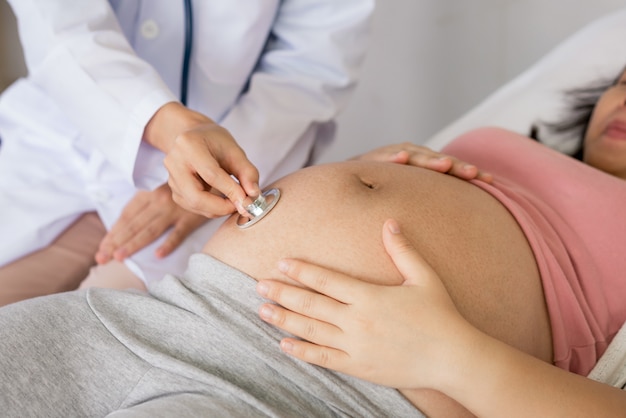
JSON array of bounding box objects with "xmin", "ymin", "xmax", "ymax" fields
[{"xmin": 443, "ymin": 127, "xmax": 626, "ymax": 375}]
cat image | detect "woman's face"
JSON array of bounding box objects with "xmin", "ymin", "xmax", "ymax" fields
[{"xmin": 583, "ymin": 69, "xmax": 626, "ymax": 179}]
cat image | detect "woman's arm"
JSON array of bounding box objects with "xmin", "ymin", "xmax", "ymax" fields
[
  {"xmin": 256, "ymin": 219, "xmax": 626, "ymax": 417},
  {"xmin": 427, "ymin": 327, "xmax": 626, "ymax": 418}
]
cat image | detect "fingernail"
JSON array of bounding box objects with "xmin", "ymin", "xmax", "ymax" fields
[
  {"xmin": 256, "ymin": 282, "xmax": 269, "ymax": 297},
  {"xmin": 387, "ymin": 219, "xmax": 401, "ymax": 234},
  {"xmin": 259, "ymin": 305, "xmax": 274, "ymax": 321},
  {"xmin": 155, "ymin": 247, "xmax": 166, "ymax": 259},
  {"xmin": 113, "ymin": 249, "xmax": 127, "ymax": 261},
  {"xmin": 281, "ymin": 340, "xmax": 294, "ymax": 353},
  {"xmin": 277, "ymin": 260, "xmax": 289, "ymax": 273},
  {"xmin": 235, "ymin": 200, "xmax": 246, "ymax": 215},
  {"xmin": 463, "ymin": 164, "xmax": 476, "ymax": 171},
  {"xmin": 95, "ymin": 252, "xmax": 108, "ymax": 264}
]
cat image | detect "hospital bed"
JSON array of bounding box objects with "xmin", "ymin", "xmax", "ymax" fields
[{"xmin": 424, "ymin": 7, "xmax": 626, "ymax": 391}]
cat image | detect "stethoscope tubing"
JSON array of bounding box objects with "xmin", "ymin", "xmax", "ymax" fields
[{"xmin": 181, "ymin": 0, "xmax": 193, "ymax": 105}]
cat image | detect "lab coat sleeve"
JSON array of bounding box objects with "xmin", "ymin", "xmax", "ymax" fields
[
  {"xmin": 7, "ymin": 0, "xmax": 175, "ymax": 188},
  {"xmin": 218, "ymin": 0, "xmax": 375, "ymax": 184}
]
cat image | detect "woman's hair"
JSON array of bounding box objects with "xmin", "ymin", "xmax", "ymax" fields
[{"xmin": 530, "ymin": 68, "xmax": 624, "ymax": 160}]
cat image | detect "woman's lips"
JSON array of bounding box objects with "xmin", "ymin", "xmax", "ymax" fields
[{"xmin": 604, "ymin": 120, "xmax": 626, "ymax": 140}]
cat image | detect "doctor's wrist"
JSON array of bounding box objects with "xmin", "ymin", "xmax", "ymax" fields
[{"xmin": 143, "ymin": 102, "xmax": 217, "ymax": 153}]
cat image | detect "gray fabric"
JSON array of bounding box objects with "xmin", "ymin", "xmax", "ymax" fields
[{"xmin": 0, "ymin": 253, "xmax": 424, "ymax": 417}]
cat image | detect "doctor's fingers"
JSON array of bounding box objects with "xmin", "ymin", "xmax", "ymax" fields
[
  {"xmin": 94, "ymin": 212, "xmax": 147, "ymax": 263},
  {"xmin": 164, "ymin": 154, "xmax": 239, "ymax": 218},
  {"xmin": 154, "ymin": 213, "xmax": 209, "ymax": 259},
  {"xmin": 209, "ymin": 143, "xmax": 260, "ymax": 201},
  {"xmin": 197, "ymin": 124, "xmax": 257, "ymax": 178},
  {"xmin": 169, "ymin": 178, "xmax": 237, "ymax": 218},
  {"xmin": 112, "ymin": 212, "xmax": 208, "ymax": 261},
  {"xmin": 107, "ymin": 214, "xmax": 204, "ymax": 261},
  {"xmin": 165, "ymin": 154, "xmax": 250, "ymax": 217},
  {"xmin": 169, "ymin": 126, "xmax": 260, "ymax": 205},
  {"xmin": 95, "ymin": 188, "xmax": 169, "ymax": 261},
  {"xmin": 96, "ymin": 209, "xmax": 171, "ymax": 262}
]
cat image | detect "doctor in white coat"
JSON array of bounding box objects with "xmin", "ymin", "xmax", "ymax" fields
[{"xmin": 0, "ymin": 0, "xmax": 374, "ymax": 304}]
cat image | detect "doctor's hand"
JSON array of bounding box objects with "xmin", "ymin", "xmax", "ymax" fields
[
  {"xmin": 256, "ymin": 219, "xmax": 479, "ymax": 391},
  {"xmin": 145, "ymin": 102, "xmax": 261, "ymax": 219},
  {"xmin": 352, "ymin": 143, "xmax": 493, "ymax": 184},
  {"xmin": 95, "ymin": 183, "xmax": 209, "ymax": 264}
]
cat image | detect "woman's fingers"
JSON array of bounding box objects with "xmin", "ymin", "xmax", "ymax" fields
[
  {"xmin": 353, "ymin": 142, "xmax": 494, "ymax": 183},
  {"xmin": 255, "ymin": 219, "xmax": 470, "ymax": 390},
  {"xmin": 382, "ymin": 219, "xmax": 438, "ymax": 287},
  {"xmin": 258, "ymin": 300, "xmax": 342, "ymax": 348},
  {"xmin": 256, "ymin": 278, "xmax": 347, "ymax": 327},
  {"xmin": 154, "ymin": 213, "xmax": 208, "ymax": 258},
  {"xmin": 279, "ymin": 337, "xmax": 350, "ymax": 370},
  {"xmin": 414, "ymin": 154, "xmax": 493, "ymax": 183},
  {"xmin": 275, "ymin": 258, "xmax": 370, "ymax": 305}
]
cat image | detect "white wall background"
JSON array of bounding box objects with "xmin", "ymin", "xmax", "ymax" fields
[
  {"xmin": 323, "ymin": 0, "xmax": 626, "ymax": 163},
  {"xmin": 1, "ymin": 0, "xmax": 625, "ymax": 163}
]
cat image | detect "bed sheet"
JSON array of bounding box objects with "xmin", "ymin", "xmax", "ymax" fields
[{"xmin": 588, "ymin": 321, "xmax": 626, "ymax": 389}]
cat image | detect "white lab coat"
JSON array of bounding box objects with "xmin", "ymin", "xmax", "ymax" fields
[{"xmin": 0, "ymin": 0, "xmax": 374, "ymax": 282}]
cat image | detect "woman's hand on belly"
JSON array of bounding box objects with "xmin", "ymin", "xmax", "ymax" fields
[
  {"xmin": 255, "ymin": 218, "xmax": 478, "ymax": 392},
  {"xmin": 351, "ymin": 142, "xmax": 493, "ymax": 184}
]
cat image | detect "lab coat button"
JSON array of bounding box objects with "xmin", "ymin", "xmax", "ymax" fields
[{"xmin": 140, "ymin": 19, "xmax": 159, "ymax": 40}]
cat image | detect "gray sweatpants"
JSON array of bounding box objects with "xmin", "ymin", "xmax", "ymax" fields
[{"xmin": 0, "ymin": 254, "xmax": 423, "ymax": 417}]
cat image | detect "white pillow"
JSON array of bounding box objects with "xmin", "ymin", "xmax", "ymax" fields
[{"xmin": 425, "ymin": 8, "xmax": 626, "ymax": 153}]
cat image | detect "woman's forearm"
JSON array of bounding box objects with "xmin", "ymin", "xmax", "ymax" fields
[{"xmin": 407, "ymin": 330, "xmax": 626, "ymax": 418}]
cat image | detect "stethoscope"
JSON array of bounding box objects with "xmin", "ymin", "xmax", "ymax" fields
[
  {"xmin": 180, "ymin": 1, "xmax": 280, "ymax": 227},
  {"xmin": 180, "ymin": 0, "xmax": 193, "ymax": 106},
  {"xmin": 237, "ymin": 188, "xmax": 281, "ymax": 229}
]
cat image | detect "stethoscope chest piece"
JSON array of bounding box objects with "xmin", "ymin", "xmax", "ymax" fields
[{"xmin": 237, "ymin": 188, "xmax": 281, "ymax": 229}]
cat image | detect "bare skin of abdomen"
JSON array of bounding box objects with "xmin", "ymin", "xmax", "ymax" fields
[{"xmin": 204, "ymin": 160, "xmax": 552, "ymax": 416}]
